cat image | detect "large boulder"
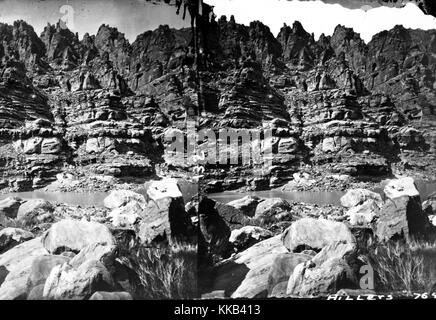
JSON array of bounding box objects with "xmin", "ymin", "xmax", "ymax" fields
[
  {"xmin": 145, "ymin": 178, "xmax": 183, "ymax": 201},
  {"xmin": 376, "ymin": 177, "xmax": 432, "ymax": 241},
  {"xmin": 198, "ymin": 197, "xmax": 231, "ymax": 258},
  {"xmin": 68, "ymin": 243, "xmax": 117, "ymax": 269},
  {"xmin": 227, "ymin": 196, "xmax": 261, "ymax": 217},
  {"xmin": 138, "ymin": 179, "xmax": 193, "ymax": 245},
  {"xmin": 0, "ymin": 238, "xmax": 49, "ymax": 300},
  {"xmin": 281, "ymin": 218, "xmax": 355, "ymax": 252},
  {"xmin": 346, "ymin": 199, "xmax": 381, "ymax": 226},
  {"xmin": 108, "ymin": 201, "xmax": 143, "ymax": 228},
  {"xmin": 422, "ymin": 194, "xmax": 436, "ymax": 215},
  {"xmin": 267, "ymin": 252, "xmax": 312, "ymax": 297},
  {"xmin": 26, "ymin": 255, "xmax": 71, "ymax": 300},
  {"xmin": 0, "ymin": 228, "xmax": 34, "ymax": 254},
  {"xmin": 43, "ymin": 259, "xmax": 115, "ymax": 300},
  {"xmin": 229, "ymin": 226, "xmax": 273, "ymax": 252},
  {"xmin": 254, "ymin": 198, "xmax": 292, "ymax": 219},
  {"xmin": 206, "ymin": 235, "xmax": 289, "ymax": 298},
  {"xmin": 383, "ymin": 177, "xmax": 420, "ymax": 200},
  {"xmin": 16, "ymin": 199, "xmax": 55, "ymax": 225},
  {"xmin": 375, "ymin": 195, "xmax": 431, "ymax": 242},
  {"xmin": 103, "ymin": 190, "xmax": 146, "ymax": 209},
  {"xmin": 286, "ymin": 241, "xmax": 357, "ymax": 297},
  {"xmin": 104, "ymin": 190, "xmax": 146, "ymax": 228},
  {"xmin": 0, "ymin": 197, "xmax": 23, "ymax": 219},
  {"xmin": 214, "ymin": 201, "xmax": 252, "ymax": 230},
  {"xmin": 42, "ymin": 220, "xmax": 115, "ymax": 254},
  {"xmin": 287, "ymin": 256, "xmax": 352, "ymax": 297},
  {"xmin": 39, "ymin": 242, "xmax": 121, "ymax": 300},
  {"xmin": 138, "ymin": 196, "xmax": 193, "ymax": 245},
  {"xmin": 340, "ymin": 189, "xmax": 383, "ymax": 208}
]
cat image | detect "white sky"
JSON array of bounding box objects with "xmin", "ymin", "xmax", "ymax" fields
[
  {"xmin": 0, "ymin": 0, "xmax": 189, "ymax": 42},
  {"xmin": 206, "ymin": 0, "xmax": 436, "ymax": 43}
]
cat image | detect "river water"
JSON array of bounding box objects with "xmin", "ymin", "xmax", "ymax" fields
[
  {"xmin": 0, "ymin": 180, "xmax": 200, "ymax": 208},
  {"xmin": 0, "ymin": 180, "xmax": 434, "ymax": 208},
  {"xmin": 0, "ymin": 191, "xmax": 108, "ymax": 207},
  {"xmin": 209, "ymin": 190, "xmax": 346, "ymax": 206},
  {"xmin": 209, "ymin": 180, "xmax": 436, "ymax": 206}
]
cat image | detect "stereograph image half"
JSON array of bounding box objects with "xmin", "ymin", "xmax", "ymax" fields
[{"xmin": 0, "ymin": 0, "xmax": 435, "ymax": 304}]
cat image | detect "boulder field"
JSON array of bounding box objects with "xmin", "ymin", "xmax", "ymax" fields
[
  {"xmin": 0, "ymin": 178, "xmax": 197, "ymax": 300},
  {"xmin": 200, "ymin": 177, "xmax": 436, "ymax": 298},
  {"xmin": 1, "ymin": 173, "xmax": 435, "ymax": 299}
]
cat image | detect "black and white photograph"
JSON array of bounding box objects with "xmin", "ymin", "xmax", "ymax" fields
[{"xmin": 0, "ymin": 0, "xmax": 435, "ymax": 310}]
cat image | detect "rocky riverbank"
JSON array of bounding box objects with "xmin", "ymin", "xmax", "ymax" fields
[
  {"xmin": 0, "ymin": 178, "xmax": 197, "ymax": 300},
  {"xmin": 1, "ymin": 172, "xmax": 435, "ymax": 299},
  {"xmin": 198, "ymin": 177, "xmax": 436, "ymax": 298}
]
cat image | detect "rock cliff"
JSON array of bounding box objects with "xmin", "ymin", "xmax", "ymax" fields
[
  {"xmin": 0, "ymin": 21, "xmax": 195, "ymax": 192},
  {"xmin": 200, "ymin": 16, "xmax": 436, "ymax": 192},
  {"xmin": 0, "ymin": 18, "xmax": 435, "ymax": 193}
]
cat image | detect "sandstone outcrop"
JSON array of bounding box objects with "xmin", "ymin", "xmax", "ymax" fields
[
  {"xmin": 0, "ymin": 16, "xmax": 435, "ymax": 193},
  {"xmin": 205, "ymin": 235, "xmax": 288, "ymax": 298},
  {"xmin": 0, "ymin": 20, "xmax": 194, "ymax": 192},
  {"xmin": 200, "ymin": 16, "xmax": 436, "ymax": 191},
  {"xmin": 229, "ymin": 226, "xmax": 273, "ymax": 252},
  {"xmin": 42, "ymin": 219, "xmax": 115, "ymax": 254},
  {"xmin": 0, "ymin": 237, "xmax": 48, "ymax": 299},
  {"xmin": 281, "ymin": 218, "xmax": 355, "ymax": 252},
  {"xmin": 286, "ymin": 241, "xmax": 357, "ymax": 297},
  {"xmin": 138, "ymin": 178, "xmax": 194, "ymax": 245},
  {"xmin": 0, "ymin": 228, "xmax": 34, "ymax": 254}
]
